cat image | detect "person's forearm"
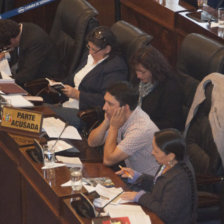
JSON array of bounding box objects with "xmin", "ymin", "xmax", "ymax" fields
[
  {"xmin": 103, "ymin": 126, "xmax": 118, "ymax": 164},
  {"xmin": 88, "ymin": 119, "xmax": 109, "ymax": 147}
]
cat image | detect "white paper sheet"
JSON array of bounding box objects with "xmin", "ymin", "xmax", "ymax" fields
[
  {"xmin": 105, "ymin": 204, "xmax": 151, "ymax": 224},
  {"xmin": 47, "ymin": 140, "xmax": 73, "ymax": 152},
  {"xmin": 2, "ymin": 95, "xmax": 34, "ymax": 108},
  {"xmin": 62, "ymin": 98, "xmax": 79, "ymax": 109},
  {"xmin": 56, "ymin": 156, "xmax": 82, "ymax": 168},
  {"xmin": 43, "ymin": 117, "xmax": 82, "ymax": 140},
  {"xmin": 0, "ymin": 59, "xmax": 12, "ymax": 77}
]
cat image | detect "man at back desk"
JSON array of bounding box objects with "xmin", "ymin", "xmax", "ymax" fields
[
  {"xmin": 0, "ymin": 19, "xmax": 59, "ymax": 86},
  {"xmin": 88, "ymin": 82, "xmax": 159, "ymax": 175}
]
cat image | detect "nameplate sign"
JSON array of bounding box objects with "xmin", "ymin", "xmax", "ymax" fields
[{"xmin": 1, "ymin": 107, "xmax": 43, "ymax": 134}]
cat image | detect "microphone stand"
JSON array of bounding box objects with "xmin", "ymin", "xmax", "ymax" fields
[
  {"xmin": 50, "ymin": 122, "xmax": 68, "ymax": 152},
  {"xmin": 96, "ymin": 190, "xmax": 124, "ymax": 217}
]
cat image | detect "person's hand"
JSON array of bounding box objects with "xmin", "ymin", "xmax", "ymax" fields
[
  {"xmin": 110, "ymin": 106, "xmax": 126, "ymax": 129},
  {"xmin": 62, "ymin": 85, "xmax": 80, "ymax": 99},
  {"xmin": 115, "ymin": 167, "xmax": 134, "ymax": 178},
  {"xmin": 120, "ymin": 192, "xmax": 138, "ymax": 201},
  {"xmin": 103, "ymin": 112, "xmax": 110, "ymax": 128}
]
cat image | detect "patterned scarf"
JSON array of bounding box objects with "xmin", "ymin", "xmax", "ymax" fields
[{"xmin": 138, "ymin": 81, "xmax": 156, "ymax": 107}]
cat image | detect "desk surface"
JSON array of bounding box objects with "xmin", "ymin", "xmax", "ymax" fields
[
  {"xmin": 176, "ymin": 7, "xmax": 224, "ymax": 43},
  {"xmin": 0, "ymin": 104, "xmax": 164, "ymax": 224}
]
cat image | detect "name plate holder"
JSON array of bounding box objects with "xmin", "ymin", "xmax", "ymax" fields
[{"xmin": 1, "ymin": 107, "xmax": 43, "ymax": 136}]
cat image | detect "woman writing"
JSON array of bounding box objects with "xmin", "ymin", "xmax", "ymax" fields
[
  {"xmin": 117, "ymin": 129, "xmax": 197, "ymax": 224},
  {"xmin": 131, "ymin": 46, "xmax": 184, "ymax": 130},
  {"xmin": 51, "ymin": 26, "xmax": 128, "ymax": 128}
]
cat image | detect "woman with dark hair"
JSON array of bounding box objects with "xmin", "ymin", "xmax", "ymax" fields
[
  {"xmin": 51, "ymin": 26, "xmax": 128, "ymax": 128},
  {"xmin": 131, "ymin": 46, "xmax": 184, "ymax": 130},
  {"xmin": 117, "ymin": 129, "xmax": 197, "ymax": 224}
]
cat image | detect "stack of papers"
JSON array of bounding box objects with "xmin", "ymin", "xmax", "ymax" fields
[
  {"xmin": 0, "ymin": 59, "xmax": 12, "ymax": 79},
  {"xmin": 42, "ymin": 117, "xmax": 82, "ymax": 140},
  {"xmin": 0, "ymin": 71, "xmax": 14, "ymax": 83},
  {"xmin": 47, "ymin": 140, "xmax": 73, "ymax": 152},
  {"xmin": 105, "ymin": 204, "xmax": 151, "ymax": 224},
  {"xmin": 2, "ymin": 95, "xmax": 34, "ymax": 108},
  {"xmin": 56, "ymin": 156, "xmax": 82, "ymax": 168}
]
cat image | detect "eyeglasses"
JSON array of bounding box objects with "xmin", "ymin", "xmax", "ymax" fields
[{"xmin": 86, "ymin": 44, "xmax": 102, "ymax": 54}]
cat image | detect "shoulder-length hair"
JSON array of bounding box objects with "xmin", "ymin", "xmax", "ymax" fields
[{"xmin": 131, "ymin": 46, "xmax": 173, "ymax": 83}]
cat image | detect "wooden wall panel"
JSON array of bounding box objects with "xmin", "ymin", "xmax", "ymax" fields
[
  {"xmin": 12, "ymin": 0, "xmax": 59, "ymax": 33},
  {"xmin": 87, "ymin": 0, "xmax": 115, "ymax": 26},
  {"xmin": 120, "ymin": 4, "xmax": 178, "ymax": 66}
]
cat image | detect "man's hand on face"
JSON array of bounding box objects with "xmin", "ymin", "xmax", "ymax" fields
[{"xmin": 110, "ymin": 106, "xmax": 126, "ymax": 129}]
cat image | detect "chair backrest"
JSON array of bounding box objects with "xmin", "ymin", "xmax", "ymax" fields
[
  {"xmin": 50, "ymin": 0, "xmax": 99, "ymax": 79},
  {"xmin": 111, "ymin": 20, "xmax": 153, "ymax": 80},
  {"xmin": 176, "ymin": 33, "xmax": 224, "ymax": 81},
  {"xmin": 177, "ymin": 72, "xmax": 199, "ymax": 124}
]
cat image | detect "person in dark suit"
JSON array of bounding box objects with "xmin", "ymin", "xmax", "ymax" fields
[
  {"xmin": 0, "ymin": 19, "xmax": 59, "ymax": 86},
  {"xmin": 117, "ymin": 129, "xmax": 197, "ymax": 224},
  {"xmin": 50, "ymin": 26, "xmax": 128, "ymax": 129},
  {"xmin": 130, "ymin": 46, "xmax": 184, "ymax": 130}
]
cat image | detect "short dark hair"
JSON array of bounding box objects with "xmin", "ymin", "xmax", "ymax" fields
[
  {"xmin": 0, "ymin": 19, "xmax": 20, "ymax": 49},
  {"xmin": 131, "ymin": 45, "xmax": 172, "ymax": 83},
  {"xmin": 106, "ymin": 82, "xmax": 139, "ymax": 111},
  {"xmin": 154, "ymin": 128, "xmax": 186, "ymax": 161},
  {"xmin": 86, "ymin": 26, "xmax": 118, "ymax": 55}
]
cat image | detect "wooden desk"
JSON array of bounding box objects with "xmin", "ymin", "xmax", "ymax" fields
[
  {"xmin": 120, "ymin": 0, "xmax": 224, "ymax": 66},
  {"xmin": 61, "ymin": 197, "xmax": 164, "ymax": 224},
  {"xmin": 0, "ymin": 130, "xmax": 163, "ymax": 224},
  {"xmin": 176, "ymin": 8, "xmax": 224, "ymax": 49}
]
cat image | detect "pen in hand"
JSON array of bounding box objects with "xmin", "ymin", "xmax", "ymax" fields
[{"xmin": 119, "ymin": 165, "xmax": 133, "ymax": 179}]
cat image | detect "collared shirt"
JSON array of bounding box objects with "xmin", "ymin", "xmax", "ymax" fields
[
  {"xmin": 73, "ymin": 54, "xmax": 108, "ymax": 89},
  {"xmin": 117, "ymin": 106, "xmax": 160, "ymax": 175}
]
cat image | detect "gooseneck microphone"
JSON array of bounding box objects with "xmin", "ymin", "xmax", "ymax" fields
[
  {"xmin": 50, "ymin": 122, "xmax": 69, "ymax": 151},
  {"xmin": 96, "ymin": 190, "xmax": 124, "ymax": 217}
]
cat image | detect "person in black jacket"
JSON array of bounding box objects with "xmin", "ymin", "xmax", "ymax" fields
[
  {"xmin": 117, "ymin": 128, "xmax": 197, "ymax": 224},
  {"xmin": 131, "ymin": 46, "xmax": 184, "ymax": 130},
  {"xmin": 0, "ymin": 19, "xmax": 60, "ymax": 86},
  {"xmin": 50, "ymin": 26, "xmax": 128, "ymax": 129}
]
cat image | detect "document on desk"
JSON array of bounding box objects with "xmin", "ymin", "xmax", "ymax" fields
[
  {"xmin": 43, "ymin": 117, "xmax": 82, "ymax": 140},
  {"xmin": 47, "ymin": 140, "xmax": 73, "ymax": 152},
  {"xmin": 0, "ymin": 59, "xmax": 12, "ymax": 78},
  {"xmin": 0, "ymin": 71, "xmax": 14, "ymax": 83},
  {"xmin": 62, "ymin": 98, "xmax": 79, "ymax": 109},
  {"xmin": 105, "ymin": 204, "xmax": 151, "ymax": 224},
  {"xmin": 2, "ymin": 95, "xmax": 34, "ymax": 108}
]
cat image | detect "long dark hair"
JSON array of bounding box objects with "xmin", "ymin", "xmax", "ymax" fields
[
  {"xmin": 154, "ymin": 128, "xmax": 186, "ymax": 161},
  {"xmin": 154, "ymin": 129, "xmax": 197, "ymax": 217},
  {"xmin": 131, "ymin": 46, "xmax": 173, "ymax": 84}
]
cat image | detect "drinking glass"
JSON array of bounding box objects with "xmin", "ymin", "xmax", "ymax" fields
[
  {"xmin": 70, "ymin": 167, "xmax": 82, "ymax": 191},
  {"xmin": 218, "ymin": 8, "xmax": 224, "ymax": 28},
  {"xmin": 43, "ymin": 144, "xmax": 55, "ymax": 168}
]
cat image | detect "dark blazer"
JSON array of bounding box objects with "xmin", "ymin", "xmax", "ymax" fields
[
  {"xmin": 138, "ymin": 162, "xmax": 197, "ymax": 224},
  {"xmin": 64, "ymin": 53, "xmax": 128, "ymax": 110},
  {"xmin": 11, "ymin": 23, "xmax": 59, "ymax": 85},
  {"xmin": 141, "ymin": 76, "xmax": 184, "ymax": 130}
]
